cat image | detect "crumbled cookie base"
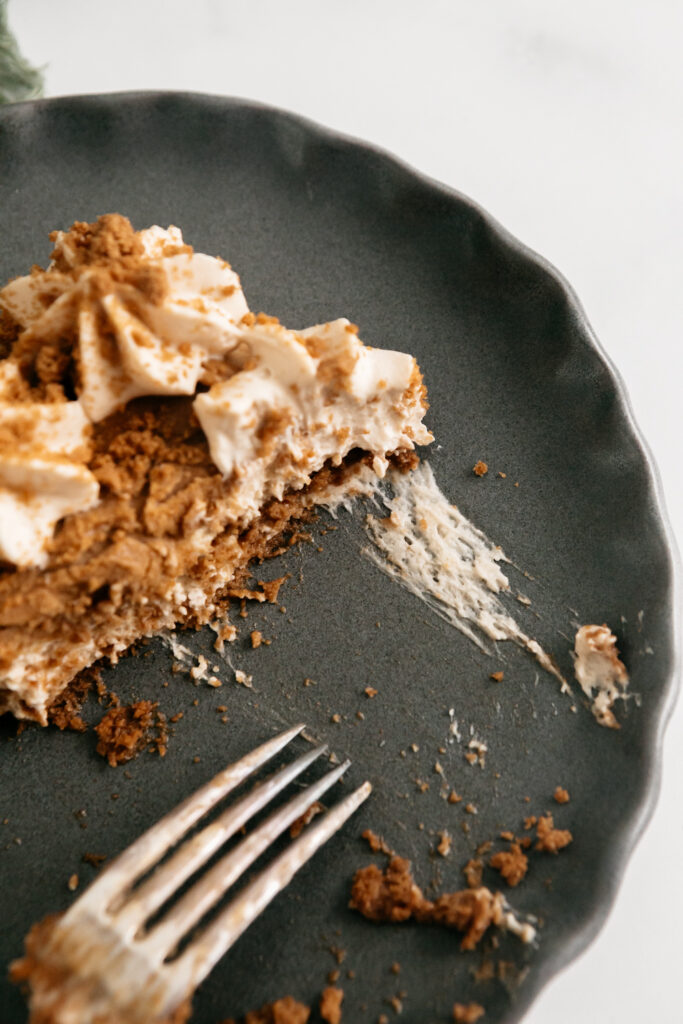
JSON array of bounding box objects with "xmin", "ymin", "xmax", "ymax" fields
[
  {"xmin": 94, "ymin": 700, "xmax": 167, "ymax": 767},
  {"xmin": 453, "ymin": 1002, "xmax": 485, "ymax": 1023},
  {"xmin": 349, "ymin": 856, "xmax": 509, "ymax": 951},
  {"xmin": 319, "ymin": 986, "xmax": 344, "ymax": 1024},
  {"xmin": 219, "ymin": 995, "xmax": 310, "ymax": 1024}
]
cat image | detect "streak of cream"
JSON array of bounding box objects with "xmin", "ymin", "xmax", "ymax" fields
[{"xmin": 361, "ymin": 463, "xmax": 568, "ymax": 691}]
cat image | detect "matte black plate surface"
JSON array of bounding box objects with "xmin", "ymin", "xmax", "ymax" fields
[{"xmin": 0, "ymin": 93, "xmax": 677, "ymax": 1023}]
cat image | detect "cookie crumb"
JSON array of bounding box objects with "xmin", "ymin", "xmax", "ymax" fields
[
  {"xmin": 320, "ymin": 987, "xmax": 344, "ymax": 1024},
  {"xmin": 472, "ymin": 461, "xmax": 488, "ymax": 477},
  {"xmin": 535, "ymin": 814, "xmax": 573, "ymax": 853},
  {"xmin": 453, "ymin": 1002, "xmax": 485, "ymax": 1023},
  {"xmin": 553, "ymin": 786, "xmax": 570, "ymax": 804}
]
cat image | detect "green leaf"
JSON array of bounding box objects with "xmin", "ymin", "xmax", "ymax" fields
[{"xmin": 0, "ymin": 0, "xmax": 45, "ymax": 104}]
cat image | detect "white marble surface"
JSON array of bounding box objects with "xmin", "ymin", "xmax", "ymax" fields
[{"xmin": 10, "ymin": 1, "xmax": 683, "ymax": 1021}]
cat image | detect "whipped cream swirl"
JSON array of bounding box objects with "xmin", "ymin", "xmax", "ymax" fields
[
  {"xmin": 0, "ymin": 219, "xmax": 432, "ymax": 566},
  {"xmin": 0, "ymin": 365, "xmax": 99, "ymax": 568}
]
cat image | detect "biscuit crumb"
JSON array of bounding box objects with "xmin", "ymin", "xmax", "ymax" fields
[
  {"xmin": 319, "ymin": 987, "xmax": 344, "ymax": 1024},
  {"xmin": 489, "ymin": 843, "xmax": 528, "ymax": 887},
  {"xmin": 553, "ymin": 786, "xmax": 570, "ymax": 804},
  {"xmin": 472, "ymin": 461, "xmax": 488, "ymax": 477},
  {"xmin": 489, "ymin": 671, "xmax": 504, "ymax": 682},
  {"xmin": 289, "ymin": 801, "xmax": 324, "ymax": 838},
  {"xmin": 453, "ymin": 1003, "xmax": 485, "ymax": 1023},
  {"xmin": 535, "ymin": 814, "xmax": 573, "ymax": 853}
]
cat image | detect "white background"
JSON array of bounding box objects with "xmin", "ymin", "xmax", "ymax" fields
[{"xmin": 10, "ymin": 2, "xmax": 682, "ymax": 1021}]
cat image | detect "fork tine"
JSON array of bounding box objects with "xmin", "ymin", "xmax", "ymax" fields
[
  {"xmin": 144, "ymin": 760, "xmax": 355, "ymax": 961},
  {"xmin": 172, "ymin": 780, "xmax": 372, "ymax": 994},
  {"xmin": 114, "ymin": 743, "xmax": 328, "ymax": 935},
  {"xmin": 72, "ymin": 723, "xmax": 306, "ymax": 915}
]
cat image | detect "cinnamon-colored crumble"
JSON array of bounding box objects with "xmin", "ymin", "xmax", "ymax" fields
[
  {"xmin": 220, "ymin": 996, "xmax": 310, "ymax": 1024},
  {"xmin": 462, "ymin": 859, "xmax": 483, "ymax": 889},
  {"xmin": 362, "ymin": 828, "xmax": 394, "ymax": 856},
  {"xmin": 94, "ymin": 700, "xmax": 165, "ymax": 766},
  {"xmin": 289, "ymin": 800, "xmax": 325, "ymax": 838},
  {"xmin": 472, "ymin": 461, "xmax": 488, "ymax": 477},
  {"xmin": 349, "ymin": 856, "xmax": 509, "ymax": 951},
  {"xmin": 535, "ymin": 814, "xmax": 573, "ymax": 854},
  {"xmin": 489, "ymin": 843, "xmax": 528, "ymax": 887},
  {"xmin": 453, "ymin": 1003, "xmax": 485, "ymax": 1023},
  {"xmin": 553, "ymin": 786, "xmax": 570, "ymax": 804},
  {"xmin": 319, "ymin": 986, "xmax": 344, "ymax": 1024}
]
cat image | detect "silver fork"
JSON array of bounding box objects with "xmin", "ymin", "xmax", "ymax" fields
[{"xmin": 16, "ymin": 724, "xmax": 371, "ymax": 1024}]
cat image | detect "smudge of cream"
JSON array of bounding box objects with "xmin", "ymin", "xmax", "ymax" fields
[
  {"xmin": 361, "ymin": 462, "xmax": 567, "ymax": 690},
  {"xmin": 573, "ymin": 623, "xmax": 630, "ymax": 728}
]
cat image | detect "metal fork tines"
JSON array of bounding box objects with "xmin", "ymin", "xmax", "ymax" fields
[{"xmin": 21, "ymin": 724, "xmax": 371, "ymax": 1024}]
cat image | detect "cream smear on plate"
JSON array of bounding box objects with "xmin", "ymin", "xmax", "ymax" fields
[{"xmin": 358, "ymin": 462, "xmax": 567, "ymax": 690}]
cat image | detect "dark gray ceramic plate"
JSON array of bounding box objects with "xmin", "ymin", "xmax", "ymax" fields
[{"xmin": 0, "ymin": 93, "xmax": 677, "ymax": 1024}]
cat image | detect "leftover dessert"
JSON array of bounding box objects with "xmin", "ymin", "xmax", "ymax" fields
[
  {"xmin": 453, "ymin": 1004, "xmax": 485, "ymax": 1024},
  {"xmin": 0, "ymin": 215, "xmax": 431, "ymax": 723},
  {"xmin": 349, "ymin": 855, "xmax": 536, "ymax": 949},
  {"xmin": 94, "ymin": 699, "xmax": 168, "ymax": 766},
  {"xmin": 220, "ymin": 996, "xmax": 310, "ymax": 1024},
  {"xmin": 573, "ymin": 623, "xmax": 630, "ymax": 727}
]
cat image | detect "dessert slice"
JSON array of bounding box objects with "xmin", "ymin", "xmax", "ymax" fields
[{"xmin": 0, "ymin": 215, "xmax": 432, "ymax": 723}]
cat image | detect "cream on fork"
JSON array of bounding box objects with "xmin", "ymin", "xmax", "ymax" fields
[{"xmin": 12, "ymin": 724, "xmax": 371, "ymax": 1024}]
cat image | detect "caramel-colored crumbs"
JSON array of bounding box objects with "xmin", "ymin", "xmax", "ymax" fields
[
  {"xmin": 169, "ymin": 711, "xmax": 184, "ymax": 723},
  {"xmin": 349, "ymin": 856, "xmax": 509, "ymax": 951},
  {"xmin": 250, "ymin": 630, "xmax": 264, "ymax": 648},
  {"xmin": 499, "ymin": 830, "xmax": 514, "ymax": 842},
  {"xmin": 327, "ymin": 970, "xmax": 340, "ymax": 984},
  {"xmin": 388, "ymin": 995, "xmax": 403, "ymax": 1014},
  {"xmin": 553, "ymin": 786, "xmax": 570, "ymax": 804},
  {"xmin": 463, "ymin": 858, "xmax": 484, "ymax": 889},
  {"xmin": 391, "ymin": 962, "xmax": 401, "ymax": 975},
  {"xmin": 289, "ymin": 800, "xmax": 324, "ymax": 839},
  {"xmin": 46, "ymin": 667, "xmax": 104, "ymax": 732},
  {"xmin": 535, "ymin": 814, "xmax": 573, "ymax": 854},
  {"xmin": 319, "ymin": 986, "xmax": 344, "ymax": 1024},
  {"xmin": 497, "ymin": 471, "xmax": 507, "ymax": 479},
  {"xmin": 472, "ymin": 461, "xmax": 488, "ymax": 477},
  {"xmin": 219, "ymin": 995, "xmax": 310, "ymax": 1024},
  {"xmin": 94, "ymin": 700, "xmax": 165, "ymax": 767},
  {"xmin": 453, "ymin": 1002, "xmax": 485, "ymax": 1023},
  {"xmin": 67, "ymin": 873, "xmax": 79, "ymax": 891},
  {"xmin": 464, "ymin": 752, "xmax": 478, "ymax": 766},
  {"xmin": 489, "ymin": 843, "xmax": 528, "ymax": 887},
  {"xmin": 448, "ymin": 790, "xmax": 463, "ymax": 805},
  {"xmin": 489, "ymin": 671, "xmax": 504, "ymax": 683},
  {"xmin": 82, "ymin": 852, "xmax": 107, "ymax": 869},
  {"xmin": 523, "ymin": 816, "xmax": 537, "ymax": 831},
  {"xmin": 464, "ymin": 803, "xmax": 477, "ymax": 815},
  {"xmin": 437, "ymin": 831, "xmax": 452, "ymax": 857},
  {"xmin": 330, "ymin": 945, "xmax": 347, "ymax": 965},
  {"xmin": 364, "ymin": 686, "xmax": 378, "ymax": 698},
  {"xmin": 362, "ymin": 829, "xmax": 395, "ymax": 856}
]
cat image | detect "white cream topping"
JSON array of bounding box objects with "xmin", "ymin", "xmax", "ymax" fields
[
  {"xmin": 0, "ymin": 396, "xmax": 99, "ymax": 568},
  {"xmin": 194, "ymin": 317, "xmax": 432, "ymax": 522},
  {"xmin": 0, "ymin": 223, "xmax": 431, "ymax": 568},
  {"xmin": 362, "ymin": 462, "xmax": 567, "ymax": 688},
  {"xmin": 573, "ymin": 623, "xmax": 629, "ymax": 728},
  {"xmin": 0, "ymin": 226, "xmax": 249, "ymax": 423}
]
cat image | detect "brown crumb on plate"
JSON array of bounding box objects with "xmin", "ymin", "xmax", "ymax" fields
[
  {"xmin": 535, "ymin": 814, "xmax": 573, "ymax": 854},
  {"xmin": 94, "ymin": 700, "xmax": 165, "ymax": 766},
  {"xmin": 472, "ymin": 461, "xmax": 488, "ymax": 477},
  {"xmin": 553, "ymin": 786, "xmax": 570, "ymax": 804},
  {"xmin": 489, "ymin": 843, "xmax": 528, "ymax": 887},
  {"xmin": 453, "ymin": 1003, "xmax": 485, "ymax": 1023},
  {"xmin": 319, "ymin": 986, "xmax": 344, "ymax": 1024},
  {"xmin": 349, "ymin": 856, "xmax": 516, "ymax": 951}
]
